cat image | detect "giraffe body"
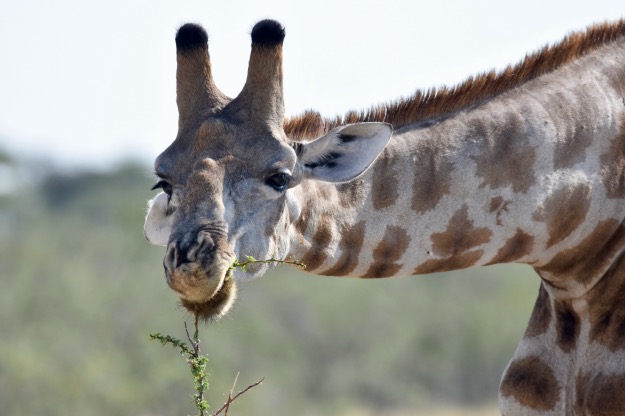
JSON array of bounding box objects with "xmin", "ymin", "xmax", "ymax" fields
[{"xmin": 144, "ymin": 19, "xmax": 625, "ymax": 414}]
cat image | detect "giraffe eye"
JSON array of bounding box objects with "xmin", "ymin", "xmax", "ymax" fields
[{"xmin": 266, "ymin": 172, "xmax": 291, "ymax": 192}]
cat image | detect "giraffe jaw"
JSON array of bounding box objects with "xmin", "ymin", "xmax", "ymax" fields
[{"xmin": 178, "ymin": 272, "xmax": 238, "ymax": 321}]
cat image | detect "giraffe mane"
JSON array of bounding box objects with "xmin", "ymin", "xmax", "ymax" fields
[{"xmin": 284, "ymin": 19, "xmax": 625, "ymax": 141}]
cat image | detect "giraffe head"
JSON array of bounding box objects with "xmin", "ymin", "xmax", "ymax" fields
[{"xmin": 144, "ymin": 20, "xmax": 392, "ymax": 320}]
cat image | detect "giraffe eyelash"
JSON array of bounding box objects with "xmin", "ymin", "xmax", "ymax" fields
[{"xmin": 151, "ymin": 180, "xmax": 173, "ymax": 197}]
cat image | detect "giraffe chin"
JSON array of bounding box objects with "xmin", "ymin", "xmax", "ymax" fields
[{"xmin": 179, "ymin": 274, "xmax": 237, "ymax": 321}]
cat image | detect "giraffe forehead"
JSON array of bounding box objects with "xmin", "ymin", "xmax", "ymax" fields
[
  {"xmin": 211, "ymin": 122, "xmax": 294, "ymax": 164},
  {"xmin": 193, "ymin": 118, "xmax": 290, "ymax": 157},
  {"xmin": 156, "ymin": 123, "xmax": 296, "ymax": 181}
]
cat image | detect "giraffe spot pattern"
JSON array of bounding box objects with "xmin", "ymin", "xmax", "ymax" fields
[
  {"xmin": 576, "ymin": 370, "xmax": 625, "ymax": 415},
  {"xmin": 470, "ymin": 114, "xmax": 537, "ymax": 194},
  {"xmin": 299, "ymin": 217, "xmax": 333, "ymax": 271},
  {"xmin": 362, "ymin": 225, "xmax": 411, "ymax": 277},
  {"xmin": 413, "ymin": 251, "xmax": 485, "ymax": 274},
  {"xmin": 536, "ymin": 219, "xmax": 624, "ymax": 285},
  {"xmin": 322, "ymin": 221, "xmax": 366, "ymax": 276},
  {"xmin": 587, "ymin": 251, "xmax": 625, "ymax": 351},
  {"xmin": 600, "ymin": 125, "xmax": 625, "ymax": 199},
  {"xmin": 524, "ymin": 284, "xmax": 552, "ymax": 338},
  {"xmin": 430, "ymin": 204, "xmax": 492, "ymax": 257},
  {"xmin": 553, "ymin": 123, "xmax": 593, "ymax": 170},
  {"xmin": 371, "ymin": 147, "xmax": 400, "ymax": 210},
  {"xmin": 487, "ymin": 228, "xmax": 534, "ymax": 265},
  {"xmin": 414, "ymin": 204, "xmax": 491, "ymax": 274},
  {"xmin": 554, "ymin": 300, "xmax": 579, "ymax": 352},
  {"xmin": 500, "ymin": 355, "xmax": 560, "ymax": 411},
  {"xmin": 411, "ymin": 140, "xmax": 453, "ymax": 214},
  {"xmin": 336, "ymin": 179, "xmax": 367, "ymax": 209},
  {"xmin": 316, "ymin": 183, "xmax": 334, "ymax": 201},
  {"xmin": 547, "ymin": 85, "xmax": 599, "ymax": 172},
  {"xmin": 532, "ymin": 183, "xmax": 592, "ymax": 248}
]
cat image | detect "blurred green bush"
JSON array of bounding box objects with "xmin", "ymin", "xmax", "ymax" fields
[{"xmin": 0, "ymin": 157, "xmax": 538, "ymax": 415}]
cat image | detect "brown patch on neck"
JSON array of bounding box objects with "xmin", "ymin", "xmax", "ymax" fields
[
  {"xmin": 413, "ymin": 251, "xmax": 484, "ymax": 274},
  {"xmin": 430, "ymin": 204, "xmax": 492, "ymax": 257},
  {"xmin": 554, "ymin": 124, "xmax": 593, "ymax": 170},
  {"xmin": 362, "ymin": 225, "xmax": 411, "ymax": 277},
  {"xmin": 587, "ymin": 251, "xmax": 625, "ymax": 351},
  {"xmin": 600, "ymin": 125, "xmax": 625, "ymax": 199},
  {"xmin": 554, "ymin": 300, "xmax": 579, "ymax": 352},
  {"xmin": 371, "ymin": 147, "xmax": 400, "ymax": 210},
  {"xmin": 411, "ymin": 140, "xmax": 454, "ymax": 214},
  {"xmin": 500, "ymin": 355, "xmax": 560, "ymax": 411},
  {"xmin": 299, "ymin": 216, "xmax": 334, "ymax": 271},
  {"xmin": 576, "ymin": 370, "xmax": 625, "ymax": 415},
  {"xmin": 413, "ymin": 204, "xmax": 492, "ymax": 274},
  {"xmin": 487, "ymin": 228, "xmax": 534, "ymax": 265},
  {"xmin": 524, "ymin": 284, "xmax": 552, "ymax": 338},
  {"xmin": 321, "ymin": 221, "xmax": 366, "ymax": 276},
  {"xmin": 336, "ymin": 179, "xmax": 367, "ymax": 209},
  {"xmin": 532, "ymin": 183, "xmax": 592, "ymax": 248},
  {"xmin": 536, "ymin": 219, "xmax": 625, "ymax": 285},
  {"xmin": 284, "ymin": 21, "xmax": 625, "ymax": 140},
  {"xmin": 470, "ymin": 114, "xmax": 537, "ymax": 194}
]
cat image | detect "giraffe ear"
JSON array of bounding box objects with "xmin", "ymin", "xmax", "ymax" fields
[{"xmin": 294, "ymin": 122, "xmax": 392, "ymax": 184}]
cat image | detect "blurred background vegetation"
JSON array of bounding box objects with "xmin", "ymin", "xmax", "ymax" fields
[{"xmin": 0, "ymin": 150, "xmax": 539, "ymax": 415}]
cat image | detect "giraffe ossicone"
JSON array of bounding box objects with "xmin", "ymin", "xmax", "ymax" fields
[{"xmin": 145, "ymin": 18, "xmax": 625, "ymax": 415}]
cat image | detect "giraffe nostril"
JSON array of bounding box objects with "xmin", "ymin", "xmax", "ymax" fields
[
  {"xmin": 165, "ymin": 230, "xmax": 219, "ymax": 271},
  {"xmin": 165, "ymin": 242, "xmax": 181, "ymax": 272},
  {"xmin": 163, "ymin": 224, "xmax": 227, "ymax": 274},
  {"xmin": 196, "ymin": 230, "xmax": 216, "ymax": 253},
  {"xmin": 184, "ymin": 230, "xmax": 217, "ymax": 262}
]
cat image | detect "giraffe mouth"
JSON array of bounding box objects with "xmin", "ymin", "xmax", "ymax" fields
[
  {"xmin": 163, "ymin": 227, "xmax": 237, "ymax": 320},
  {"xmin": 178, "ymin": 271, "xmax": 237, "ymax": 321}
]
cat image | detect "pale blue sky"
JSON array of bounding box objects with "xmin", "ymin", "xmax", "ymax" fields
[{"xmin": 0, "ymin": 0, "xmax": 622, "ymax": 168}]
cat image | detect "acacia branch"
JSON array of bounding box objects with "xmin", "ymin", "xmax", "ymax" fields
[
  {"xmin": 151, "ymin": 256, "xmax": 274, "ymax": 415},
  {"xmin": 229, "ymin": 256, "xmax": 305, "ymax": 273},
  {"xmin": 211, "ymin": 377, "xmax": 265, "ymax": 416},
  {"xmin": 223, "ymin": 372, "xmax": 240, "ymax": 416}
]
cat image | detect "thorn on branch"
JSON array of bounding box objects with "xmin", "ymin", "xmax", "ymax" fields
[{"xmin": 211, "ymin": 377, "xmax": 265, "ymax": 416}]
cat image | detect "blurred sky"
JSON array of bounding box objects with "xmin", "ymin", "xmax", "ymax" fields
[{"xmin": 0, "ymin": 0, "xmax": 622, "ymax": 169}]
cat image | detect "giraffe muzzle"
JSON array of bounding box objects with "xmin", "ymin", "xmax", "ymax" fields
[{"xmin": 163, "ymin": 227, "xmax": 237, "ymax": 320}]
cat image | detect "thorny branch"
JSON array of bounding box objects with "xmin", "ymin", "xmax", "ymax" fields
[
  {"xmin": 229, "ymin": 255, "xmax": 305, "ymax": 273},
  {"xmin": 150, "ymin": 256, "xmax": 299, "ymax": 415},
  {"xmin": 151, "ymin": 320, "xmax": 264, "ymax": 416},
  {"xmin": 211, "ymin": 377, "xmax": 265, "ymax": 416}
]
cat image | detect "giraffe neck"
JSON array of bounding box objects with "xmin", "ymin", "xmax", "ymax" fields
[
  {"xmin": 284, "ymin": 32, "xmax": 625, "ymax": 416},
  {"xmin": 288, "ymin": 36, "xmax": 625, "ymax": 281}
]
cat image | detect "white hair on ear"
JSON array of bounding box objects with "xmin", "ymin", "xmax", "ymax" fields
[{"xmin": 144, "ymin": 192, "xmax": 174, "ymax": 246}]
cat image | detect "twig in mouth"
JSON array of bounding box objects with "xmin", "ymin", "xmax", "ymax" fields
[{"xmin": 229, "ymin": 255, "xmax": 305, "ymax": 273}]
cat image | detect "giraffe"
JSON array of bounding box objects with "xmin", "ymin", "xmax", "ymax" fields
[{"xmin": 144, "ymin": 19, "xmax": 625, "ymax": 415}]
